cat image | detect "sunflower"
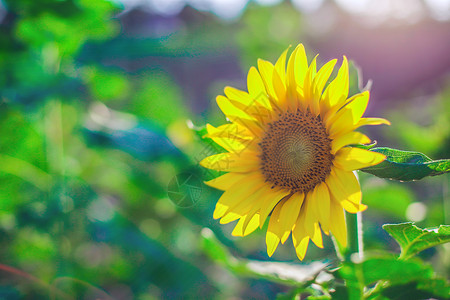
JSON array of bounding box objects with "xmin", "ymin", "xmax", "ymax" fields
[{"xmin": 200, "ymin": 44, "xmax": 389, "ymax": 260}]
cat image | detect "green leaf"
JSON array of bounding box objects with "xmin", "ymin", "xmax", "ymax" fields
[
  {"xmin": 337, "ymin": 256, "xmax": 450, "ymax": 299},
  {"xmin": 360, "ymin": 147, "xmax": 450, "ymax": 181},
  {"xmin": 383, "ymin": 222, "xmax": 450, "ymax": 259},
  {"xmin": 380, "ymin": 278, "xmax": 450, "ymax": 300},
  {"xmin": 338, "ymin": 256, "xmax": 434, "ymax": 299}
]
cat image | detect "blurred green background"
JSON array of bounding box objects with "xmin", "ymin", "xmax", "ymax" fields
[{"xmin": 0, "ymin": 0, "xmax": 449, "ymax": 298}]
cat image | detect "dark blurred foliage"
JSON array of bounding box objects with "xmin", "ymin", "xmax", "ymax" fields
[{"xmin": 0, "ymin": 0, "xmax": 448, "ymax": 298}]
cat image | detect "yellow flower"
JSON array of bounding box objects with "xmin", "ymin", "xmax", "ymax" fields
[{"xmin": 200, "ymin": 44, "xmax": 389, "ymax": 260}]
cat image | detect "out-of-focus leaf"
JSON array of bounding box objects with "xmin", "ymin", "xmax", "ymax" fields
[
  {"xmin": 201, "ymin": 228, "xmax": 230, "ymax": 265},
  {"xmin": 13, "ymin": 0, "xmax": 118, "ymax": 55},
  {"xmin": 201, "ymin": 228, "xmax": 327, "ymax": 287},
  {"xmin": 83, "ymin": 103, "xmax": 185, "ymax": 162},
  {"xmin": 130, "ymin": 71, "xmax": 187, "ymax": 127},
  {"xmin": 85, "ymin": 68, "xmax": 129, "ymax": 101},
  {"xmin": 379, "ymin": 278, "xmax": 450, "ymax": 300},
  {"xmin": 276, "ymin": 286, "xmax": 319, "ymax": 300},
  {"xmin": 416, "ymin": 278, "xmax": 450, "ymax": 299},
  {"xmin": 360, "ymin": 147, "xmax": 450, "ymax": 181},
  {"xmin": 50, "ymin": 277, "xmax": 113, "ymax": 300},
  {"xmin": 91, "ymin": 216, "xmax": 216, "ymax": 299},
  {"xmin": 328, "ymin": 286, "xmax": 353, "ymax": 300},
  {"xmin": 0, "ymin": 154, "xmax": 52, "ymax": 191},
  {"xmin": 383, "ymin": 222, "xmax": 450, "ymax": 259}
]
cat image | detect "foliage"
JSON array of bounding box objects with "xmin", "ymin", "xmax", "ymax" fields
[
  {"xmin": 0, "ymin": 0, "xmax": 448, "ymax": 299},
  {"xmin": 384, "ymin": 222, "xmax": 450, "ymax": 260},
  {"xmin": 361, "ymin": 147, "xmax": 450, "ymax": 181}
]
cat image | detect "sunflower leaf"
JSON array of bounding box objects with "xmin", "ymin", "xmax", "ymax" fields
[
  {"xmin": 383, "ymin": 222, "xmax": 450, "ymax": 259},
  {"xmin": 359, "ymin": 147, "xmax": 450, "ymax": 181},
  {"xmin": 337, "ymin": 256, "xmax": 450, "ymax": 299}
]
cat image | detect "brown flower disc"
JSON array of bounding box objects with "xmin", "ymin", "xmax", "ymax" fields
[{"xmin": 259, "ymin": 109, "xmax": 334, "ymax": 193}]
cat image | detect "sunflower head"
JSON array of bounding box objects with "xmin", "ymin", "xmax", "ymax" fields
[{"xmin": 200, "ymin": 44, "xmax": 389, "ymax": 260}]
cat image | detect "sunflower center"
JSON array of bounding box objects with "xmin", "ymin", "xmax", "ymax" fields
[{"xmin": 259, "ymin": 109, "xmax": 334, "ymax": 193}]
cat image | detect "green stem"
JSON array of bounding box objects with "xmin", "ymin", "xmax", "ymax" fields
[
  {"xmin": 333, "ymin": 211, "xmax": 363, "ymax": 261},
  {"xmin": 346, "ymin": 211, "xmax": 363, "ymax": 261}
]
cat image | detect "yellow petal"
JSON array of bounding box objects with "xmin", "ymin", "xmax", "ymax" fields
[
  {"xmin": 266, "ymin": 231, "xmax": 280, "ymax": 257},
  {"xmin": 292, "ymin": 210, "xmax": 311, "ymax": 260},
  {"xmin": 241, "ymin": 205, "xmax": 263, "ymax": 235},
  {"xmin": 324, "ymin": 91, "xmax": 369, "ymax": 129},
  {"xmin": 212, "ymin": 172, "xmax": 266, "ymax": 219},
  {"xmin": 207, "ymin": 134, "xmax": 257, "ymax": 154},
  {"xmin": 302, "ymin": 55, "xmax": 318, "ymax": 111},
  {"xmin": 312, "ymin": 59, "xmax": 337, "ymax": 115},
  {"xmin": 222, "ymin": 185, "xmax": 289, "ymax": 229},
  {"xmin": 257, "ymin": 59, "xmax": 279, "ymax": 110},
  {"xmin": 331, "ymin": 131, "xmax": 371, "ymax": 155},
  {"xmin": 200, "ymin": 151, "xmax": 260, "ymax": 173},
  {"xmin": 216, "ymin": 95, "xmax": 263, "ymax": 135},
  {"xmin": 232, "ymin": 213, "xmax": 260, "ymax": 237},
  {"xmin": 223, "ymin": 89, "xmax": 272, "ymax": 124},
  {"xmin": 266, "ymin": 199, "xmax": 286, "ymax": 257},
  {"xmin": 329, "ymin": 198, "xmax": 347, "ymax": 247},
  {"xmin": 259, "ymin": 189, "xmax": 292, "ymax": 229},
  {"xmin": 292, "ymin": 206, "xmax": 306, "ymax": 247},
  {"xmin": 244, "ymin": 69, "xmax": 275, "ymax": 113},
  {"xmin": 334, "ymin": 147, "xmax": 386, "ymax": 171},
  {"xmin": 313, "ymin": 59, "xmax": 337, "ymax": 97},
  {"xmin": 206, "ymin": 123, "xmax": 254, "ymax": 140},
  {"xmin": 345, "ymin": 91, "xmax": 370, "ymax": 125},
  {"xmin": 247, "ymin": 67, "xmax": 267, "ymax": 99},
  {"xmin": 311, "ymin": 182, "xmax": 330, "ymax": 233},
  {"xmin": 275, "ymin": 46, "xmax": 289, "ymax": 85},
  {"xmin": 321, "ymin": 56, "xmax": 349, "ymax": 113},
  {"xmin": 326, "ymin": 168, "xmax": 366, "ymax": 213},
  {"xmin": 216, "ymin": 95, "xmax": 253, "ymax": 120},
  {"xmin": 225, "ymin": 183, "xmax": 271, "ymax": 219},
  {"xmin": 272, "ymin": 67, "xmax": 287, "ymax": 111},
  {"xmin": 294, "ymin": 236, "xmax": 310, "ymax": 261},
  {"xmin": 286, "ymin": 44, "xmax": 303, "ymax": 111},
  {"xmin": 293, "ymin": 43, "xmax": 308, "ymax": 89},
  {"xmin": 278, "ymin": 192, "xmax": 305, "ymax": 244},
  {"xmin": 310, "ymin": 222, "xmax": 323, "ymax": 248},
  {"xmin": 327, "ymin": 108, "xmax": 354, "ymax": 139},
  {"xmin": 355, "ymin": 117, "xmax": 391, "ymax": 128},
  {"xmin": 220, "ymin": 211, "xmax": 241, "ymax": 224},
  {"xmin": 204, "ymin": 172, "xmax": 246, "ymax": 191},
  {"xmin": 213, "ymin": 202, "xmax": 228, "ymax": 220},
  {"xmin": 224, "ymin": 86, "xmax": 255, "ymax": 106},
  {"xmin": 303, "ymin": 193, "xmax": 317, "ymax": 239}
]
